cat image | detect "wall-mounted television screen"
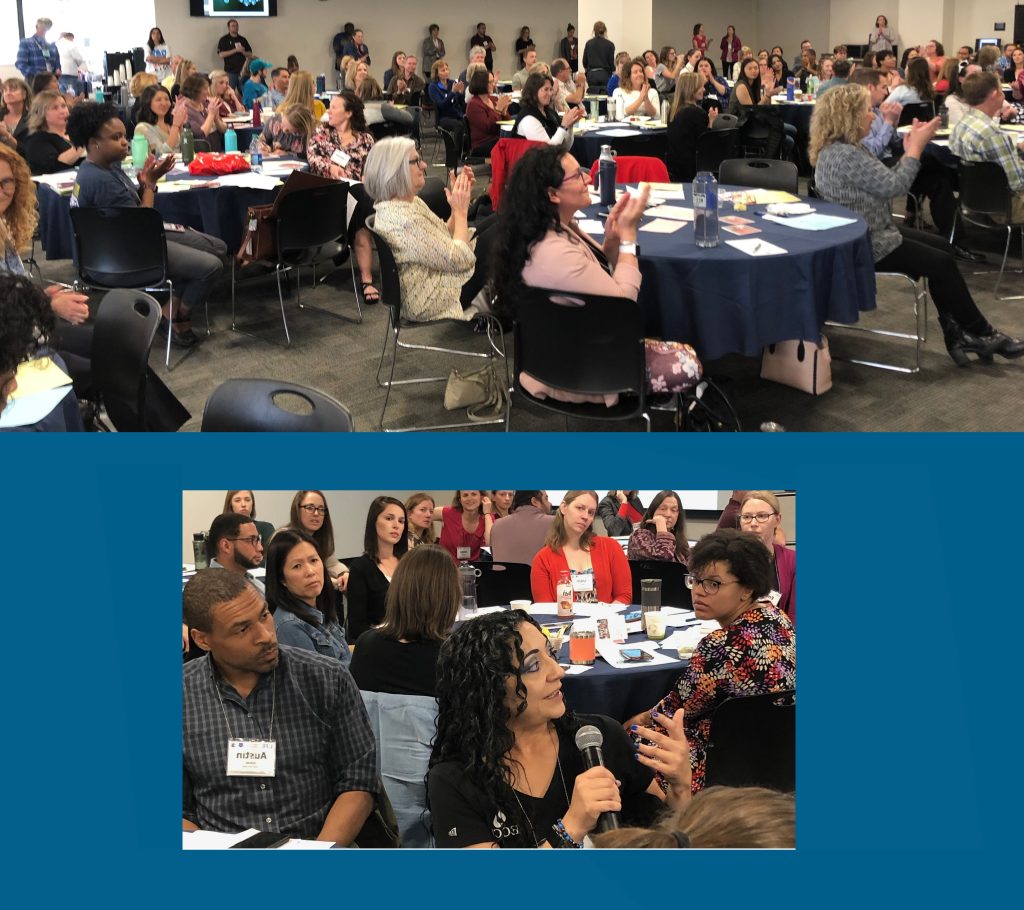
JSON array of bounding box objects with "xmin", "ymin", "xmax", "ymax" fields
[{"xmin": 189, "ymin": 0, "xmax": 278, "ymax": 17}]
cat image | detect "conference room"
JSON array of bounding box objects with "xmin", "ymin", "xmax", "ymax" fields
[
  {"xmin": 2, "ymin": 2, "xmax": 1021, "ymax": 433},
  {"xmin": 181, "ymin": 487, "xmax": 796, "ymax": 848}
]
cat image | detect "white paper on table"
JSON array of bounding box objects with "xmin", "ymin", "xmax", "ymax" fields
[
  {"xmin": 213, "ymin": 172, "xmax": 284, "ymax": 190},
  {"xmin": 571, "ymin": 602, "xmax": 621, "ymax": 619},
  {"xmin": 31, "ymin": 170, "xmax": 78, "ymax": 191},
  {"xmin": 659, "ymin": 606, "xmax": 694, "ymax": 617},
  {"xmin": 0, "ymin": 385, "xmax": 72, "ymax": 428},
  {"xmin": 576, "ymin": 218, "xmax": 606, "ymax": 234},
  {"xmin": 645, "ymin": 204, "xmax": 694, "ymax": 221},
  {"xmin": 561, "ymin": 664, "xmax": 593, "ymax": 675},
  {"xmin": 666, "ymin": 616, "xmax": 703, "ymax": 628},
  {"xmin": 726, "ymin": 238, "xmax": 788, "ymax": 256},
  {"xmin": 625, "ymin": 620, "xmax": 643, "ymax": 635},
  {"xmin": 595, "ymin": 615, "xmax": 629, "ymax": 642},
  {"xmin": 570, "ymin": 617, "xmax": 597, "ymax": 633},
  {"xmin": 262, "ymin": 160, "xmax": 308, "ymax": 177},
  {"xmin": 595, "ymin": 128, "xmax": 643, "ymax": 137},
  {"xmin": 183, "ymin": 828, "xmax": 260, "ymax": 849},
  {"xmin": 762, "ymin": 213, "xmax": 857, "ymax": 231},
  {"xmin": 277, "ymin": 838, "xmax": 335, "ymax": 849},
  {"xmin": 640, "ymin": 218, "xmax": 685, "ymax": 234},
  {"xmin": 931, "ymin": 139, "xmax": 950, "ymax": 147},
  {"xmin": 596, "ymin": 638, "xmax": 681, "ymax": 668},
  {"xmin": 526, "ymin": 602, "xmax": 559, "ymax": 616}
]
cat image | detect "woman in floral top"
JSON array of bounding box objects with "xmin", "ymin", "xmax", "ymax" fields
[
  {"xmin": 626, "ymin": 529, "xmax": 796, "ymax": 793},
  {"xmin": 307, "ymin": 91, "xmax": 378, "ymax": 301},
  {"xmin": 627, "ymin": 490, "xmax": 690, "ymax": 564}
]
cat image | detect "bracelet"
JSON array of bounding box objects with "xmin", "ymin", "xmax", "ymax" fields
[{"xmin": 550, "ymin": 818, "xmax": 583, "ymax": 848}]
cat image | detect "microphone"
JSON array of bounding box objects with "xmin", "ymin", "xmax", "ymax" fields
[{"xmin": 574, "ymin": 725, "xmax": 620, "ymax": 832}]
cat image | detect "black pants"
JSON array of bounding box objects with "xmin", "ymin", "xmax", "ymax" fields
[
  {"xmin": 875, "ymin": 226, "xmax": 988, "ymax": 334},
  {"xmin": 459, "ymin": 215, "xmax": 499, "ymax": 309},
  {"xmin": 52, "ymin": 322, "xmax": 94, "ymax": 400}
]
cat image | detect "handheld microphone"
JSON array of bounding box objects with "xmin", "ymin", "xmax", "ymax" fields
[{"xmin": 574, "ymin": 725, "xmax": 620, "ymax": 832}]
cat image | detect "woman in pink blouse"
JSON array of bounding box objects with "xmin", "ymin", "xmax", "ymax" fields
[{"xmin": 307, "ymin": 90, "xmax": 378, "ymax": 302}]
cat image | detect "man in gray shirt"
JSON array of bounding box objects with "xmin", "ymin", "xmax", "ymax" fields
[{"xmin": 490, "ymin": 491, "xmax": 554, "ymax": 565}]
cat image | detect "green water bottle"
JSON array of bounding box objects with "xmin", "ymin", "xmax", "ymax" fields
[
  {"xmin": 131, "ymin": 132, "xmax": 149, "ymax": 170},
  {"xmin": 180, "ymin": 123, "xmax": 195, "ymax": 164}
]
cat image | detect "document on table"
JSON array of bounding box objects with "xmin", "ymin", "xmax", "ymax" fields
[
  {"xmin": 595, "ymin": 639, "xmax": 680, "ymax": 668},
  {"xmin": 640, "ymin": 218, "xmax": 685, "ymax": 233},
  {"xmin": 0, "ymin": 357, "xmax": 74, "ymax": 429},
  {"xmin": 213, "ymin": 173, "xmax": 285, "ymax": 190},
  {"xmin": 277, "ymin": 839, "xmax": 335, "ymax": 849},
  {"xmin": 183, "ymin": 829, "xmax": 260, "ymax": 849},
  {"xmin": 644, "ymin": 204, "xmax": 694, "ymax": 221},
  {"xmin": 762, "ymin": 213, "xmax": 857, "ymax": 230},
  {"xmin": 594, "ymin": 128, "xmax": 643, "ymax": 137},
  {"xmin": 32, "ymin": 171, "xmax": 77, "ymax": 193},
  {"xmin": 726, "ymin": 238, "xmax": 788, "ymax": 256}
]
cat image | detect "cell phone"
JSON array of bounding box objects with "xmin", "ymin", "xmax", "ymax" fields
[
  {"xmin": 624, "ymin": 610, "xmax": 641, "ymax": 622},
  {"xmin": 620, "ymin": 648, "xmax": 654, "ymax": 662},
  {"xmin": 229, "ymin": 831, "xmax": 290, "ymax": 849}
]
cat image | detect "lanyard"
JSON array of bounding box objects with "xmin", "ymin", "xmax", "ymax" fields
[{"xmin": 215, "ymin": 669, "xmax": 276, "ymax": 742}]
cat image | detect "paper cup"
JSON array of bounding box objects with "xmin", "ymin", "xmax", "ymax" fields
[
  {"xmin": 645, "ymin": 611, "xmax": 667, "ymax": 640},
  {"xmin": 509, "ymin": 599, "xmax": 532, "ymax": 610}
]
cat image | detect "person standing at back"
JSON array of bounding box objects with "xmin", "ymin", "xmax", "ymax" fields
[
  {"xmin": 16, "ymin": 18, "xmax": 60, "ymax": 83},
  {"xmin": 560, "ymin": 24, "xmax": 579, "ymax": 73},
  {"xmin": 216, "ymin": 19, "xmax": 254, "ymax": 90},
  {"xmin": 583, "ymin": 21, "xmax": 615, "ymax": 90},
  {"xmin": 422, "ymin": 24, "xmax": 446, "ymax": 81},
  {"xmin": 471, "ymin": 23, "xmax": 497, "ymax": 73}
]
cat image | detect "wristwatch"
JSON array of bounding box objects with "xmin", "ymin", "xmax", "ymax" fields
[{"xmin": 619, "ymin": 241, "xmax": 639, "ymax": 257}]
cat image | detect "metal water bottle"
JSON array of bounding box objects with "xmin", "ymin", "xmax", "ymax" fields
[
  {"xmin": 692, "ymin": 171, "xmax": 719, "ymax": 248},
  {"xmin": 316, "ymin": 73, "xmax": 326, "ymax": 94},
  {"xmin": 224, "ymin": 126, "xmax": 238, "ymax": 152},
  {"xmin": 598, "ymin": 144, "xmax": 617, "ymax": 207},
  {"xmin": 180, "ymin": 124, "xmax": 195, "ymax": 164},
  {"xmin": 251, "ymin": 97, "xmax": 262, "ymax": 128},
  {"xmin": 192, "ymin": 533, "xmax": 208, "ymax": 569},
  {"xmin": 458, "ymin": 560, "xmax": 480, "ymax": 619}
]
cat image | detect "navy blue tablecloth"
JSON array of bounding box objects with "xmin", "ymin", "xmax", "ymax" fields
[
  {"xmin": 584, "ymin": 187, "xmax": 876, "ymax": 359},
  {"xmin": 572, "ymin": 125, "xmax": 667, "ymax": 168}
]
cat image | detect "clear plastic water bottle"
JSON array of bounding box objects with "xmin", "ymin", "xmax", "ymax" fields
[
  {"xmin": 192, "ymin": 533, "xmax": 208, "ymax": 569},
  {"xmin": 180, "ymin": 124, "xmax": 195, "ymax": 164},
  {"xmin": 249, "ymin": 135, "xmax": 262, "ymax": 173},
  {"xmin": 598, "ymin": 144, "xmax": 616, "ymax": 207},
  {"xmin": 692, "ymin": 171, "xmax": 719, "ymax": 248},
  {"xmin": 589, "ymin": 97, "xmax": 598, "ymax": 119},
  {"xmin": 458, "ymin": 560, "xmax": 479, "ymax": 620}
]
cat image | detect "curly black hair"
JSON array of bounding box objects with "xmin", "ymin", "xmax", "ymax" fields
[
  {"xmin": 490, "ymin": 145, "xmax": 569, "ymax": 315},
  {"xmin": 0, "ymin": 274, "xmax": 55, "ymax": 387},
  {"xmin": 428, "ymin": 609, "xmax": 577, "ymax": 833},
  {"xmin": 67, "ymin": 100, "xmax": 120, "ymax": 147}
]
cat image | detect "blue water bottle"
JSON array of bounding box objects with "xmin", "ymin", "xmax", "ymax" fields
[
  {"xmin": 316, "ymin": 73, "xmax": 326, "ymax": 94},
  {"xmin": 692, "ymin": 171, "xmax": 719, "ymax": 248},
  {"xmin": 598, "ymin": 144, "xmax": 616, "ymax": 208},
  {"xmin": 786, "ymin": 76, "xmax": 795, "ymax": 101},
  {"xmin": 249, "ymin": 135, "xmax": 262, "ymax": 173},
  {"xmin": 224, "ymin": 126, "xmax": 238, "ymax": 152}
]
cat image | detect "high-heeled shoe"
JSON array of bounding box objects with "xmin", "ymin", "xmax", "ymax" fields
[
  {"xmin": 975, "ymin": 331, "xmax": 1024, "ymax": 362},
  {"xmin": 941, "ymin": 318, "xmax": 1003, "ymax": 367}
]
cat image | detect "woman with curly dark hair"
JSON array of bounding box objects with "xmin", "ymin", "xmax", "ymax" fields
[{"xmin": 427, "ymin": 610, "xmax": 690, "ymax": 847}]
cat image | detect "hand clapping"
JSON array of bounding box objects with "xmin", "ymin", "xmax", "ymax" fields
[{"xmin": 903, "ymin": 116, "xmax": 940, "ymax": 156}]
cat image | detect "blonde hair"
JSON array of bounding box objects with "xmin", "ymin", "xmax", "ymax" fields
[
  {"xmin": 173, "ymin": 58, "xmax": 195, "ymax": 88},
  {"xmin": 740, "ymin": 490, "xmax": 781, "ymax": 514},
  {"xmin": 0, "ymin": 144, "xmax": 38, "ymax": 252},
  {"xmin": 808, "ymin": 83, "xmax": 869, "ymax": 166},
  {"xmin": 129, "ymin": 72, "xmax": 157, "ymax": 98},
  {"xmin": 277, "ymin": 103, "xmax": 315, "ymax": 140},
  {"xmin": 26, "ymin": 90, "xmax": 64, "ymax": 134},
  {"xmin": 544, "ymin": 490, "xmax": 599, "ymax": 553},
  {"xmin": 404, "ymin": 493, "xmax": 437, "ymax": 544},
  {"xmin": 670, "ymin": 71, "xmax": 703, "ymax": 120},
  {"xmin": 282, "ymin": 70, "xmax": 316, "ymax": 112}
]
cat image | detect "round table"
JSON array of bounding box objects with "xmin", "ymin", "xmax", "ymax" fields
[
  {"xmin": 584, "ymin": 187, "xmax": 876, "ymax": 359},
  {"xmin": 499, "ymin": 123, "xmax": 667, "ymax": 168}
]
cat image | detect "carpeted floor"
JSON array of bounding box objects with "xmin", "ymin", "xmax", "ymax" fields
[{"xmin": 32, "ymin": 145, "xmax": 1024, "ymax": 432}]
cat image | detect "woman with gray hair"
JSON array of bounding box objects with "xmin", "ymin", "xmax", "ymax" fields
[{"xmin": 363, "ymin": 136, "xmax": 499, "ymax": 322}]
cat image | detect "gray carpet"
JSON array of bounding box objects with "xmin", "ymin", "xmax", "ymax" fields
[{"xmin": 34, "ymin": 156, "xmax": 1024, "ymax": 432}]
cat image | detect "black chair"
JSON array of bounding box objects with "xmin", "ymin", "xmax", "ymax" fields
[
  {"xmin": 91, "ymin": 289, "xmax": 190, "ymax": 431},
  {"xmin": 69, "ymin": 206, "xmax": 181, "ymax": 369},
  {"xmin": 417, "ymin": 175, "xmax": 451, "ymax": 220},
  {"xmin": 470, "ymin": 561, "xmax": 533, "ymax": 607},
  {"xmin": 720, "ymin": 157, "xmax": 799, "ymax": 193},
  {"xmin": 897, "ymin": 100, "xmax": 935, "ymax": 127},
  {"xmin": 703, "ymin": 690, "xmax": 796, "ymax": 792},
  {"xmin": 231, "ymin": 180, "xmax": 358, "ymax": 346},
  {"xmin": 953, "ymin": 160, "xmax": 1023, "ymax": 300},
  {"xmin": 694, "ymin": 127, "xmax": 738, "ymax": 177},
  {"xmin": 370, "ymin": 228, "xmax": 507, "ymax": 431},
  {"xmin": 626, "ymin": 560, "xmax": 692, "ymax": 608},
  {"xmin": 711, "ymin": 113, "xmax": 739, "ymax": 131},
  {"xmin": 736, "ymin": 106, "xmax": 786, "ymax": 159},
  {"xmin": 200, "ymin": 378, "xmax": 354, "ymax": 431},
  {"xmin": 437, "ymin": 124, "xmax": 489, "ymax": 182},
  {"xmin": 509, "ymin": 286, "xmax": 651, "ymax": 431}
]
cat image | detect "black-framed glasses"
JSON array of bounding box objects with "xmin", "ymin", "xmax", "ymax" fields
[
  {"xmin": 739, "ymin": 511, "xmax": 777, "ymax": 524},
  {"xmin": 684, "ymin": 574, "xmax": 741, "ymax": 595},
  {"xmin": 408, "ymin": 155, "xmax": 426, "ymax": 168},
  {"xmin": 229, "ymin": 536, "xmax": 262, "ymax": 547},
  {"xmin": 299, "ymin": 504, "xmax": 328, "ymax": 516}
]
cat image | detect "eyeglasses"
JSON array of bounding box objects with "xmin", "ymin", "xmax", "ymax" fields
[
  {"xmin": 407, "ymin": 155, "xmax": 426, "ymax": 168},
  {"xmin": 229, "ymin": 536, "xmax": 262, "ymax": 547},
  {"xmin": 0, "ymin": 177, "xmax": 16, "ymax": 194},
  {"xmin": 299, "ymin": 504, "xmax": 328, "ymax": 516},
  {"xmin": 739, "ymin": 511, "xmax": 777, "ymax": 524},
  {"xmin": 559, "ymin": 167, "xmax": 586, "ymax": 186},
  {"xmin": 684, "ymin": 574, "xmax": 742, "ymax": 595}
]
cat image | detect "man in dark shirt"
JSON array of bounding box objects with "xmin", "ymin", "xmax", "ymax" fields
[
  {"xmin": 216, "ymin": 19, "xmax": 254, "ymax": 89},
  {"xmin": 332, "ymin": 22, "xmax": 355, "ymax": 72},
  {"xmin": 470, "ymin": 23, "xmax": 496, "ymax": 72},
  {"xmin": 182, "ymin": 569, "xmax": 377, "ymax": 844},
  {"xmin": 561, "ymin": 24, "xmax": 579, "ymax": 73},
  {"xmin": 583, "ymin": 20, "xmax": 615, "ymax": 90},
  {"xmin": 342, "ymin": 28, "xmax": 371, "ymax": 66}
]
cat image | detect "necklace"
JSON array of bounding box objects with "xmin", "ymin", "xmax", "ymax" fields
[{"xmin": 509, "ymin": 727, "xmax": 571, "ymax": 847}]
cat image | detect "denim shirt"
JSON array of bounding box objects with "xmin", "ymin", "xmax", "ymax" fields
[{"xmin": 274, "ymin": 607, "xmax": 351, "ymax": 665}]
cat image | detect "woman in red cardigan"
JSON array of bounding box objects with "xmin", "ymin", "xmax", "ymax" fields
[
  {"xmin": 739, "ymin": 491, "xmax": 795, "ymax": 625},
  {"xmin": 531, "ymin": 490, "xmax": 632, "ymax": 604}
]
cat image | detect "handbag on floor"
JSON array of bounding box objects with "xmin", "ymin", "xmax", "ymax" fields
[
  {"xmin": 760, "ymin": 336, "xmax": 832, "ymax": 395},
  {"xmin": 443, "ymin": 363, "xmax": 507, "ymax": 420},
  {"xmin": 235, "ymin": 171, "xmax": 338, "ymax": 264}
]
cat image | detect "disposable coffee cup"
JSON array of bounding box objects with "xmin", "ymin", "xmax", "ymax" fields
[
  {"xmin": 509, "ymin": 599, "xmax": 532, "ymax": 611},
  {"xmin": 645, "ymin": 610, "xmax": 667, "ymax": 641}
]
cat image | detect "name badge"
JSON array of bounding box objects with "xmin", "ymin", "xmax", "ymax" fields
[
  {"xmin": 456, "ymin": 546, "xmax": 471, "ymax": 560},
  {"xmin": 331, "ymin": 148, "xmax": 351, "ymax": 168},
  {"xmin": 226, "ymin": 738, "xmax": 277, "ymax": 777},
  {"xmin": 571, "ymin": 573, "xmax": 594, "ymax": 593},
  {"xmin": 764, "ymin": 589, "xmax": 781, "ymax": 607}
]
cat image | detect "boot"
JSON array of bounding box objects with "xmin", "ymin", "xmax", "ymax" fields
[
  {"xmin": 975, "ymin": 330, "xmax": 1024, "ymax": 362},
  {"xmin": 940, "ymin": 316, "xmax": 1003, "ymax": 367}
]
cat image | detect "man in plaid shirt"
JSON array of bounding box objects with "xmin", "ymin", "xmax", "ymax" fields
[
  {"xmin": 183, "ymin": 569, "xmax": 378, "ymax": 844},
  {"xmin": 949, "ymin": 71, "xmax": 1024, "ymax": 222},
  {"xmin": 16, "ymin": 18, "xmax": 61, "ymax": 81}
]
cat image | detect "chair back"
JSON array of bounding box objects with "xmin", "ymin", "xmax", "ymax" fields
[
  {"xmin": 694, "ymin": 127, "xmax": 738, "ymax": 177},
  {"xmin": 704, "ymin": 690, "xmax": 796, "ymax": 792},
  {"xmin": 513, "ymin": 286, "xmax": 647, "ymax": 416},
  {"xmin": 488, "ymin": 138, "xmax": 547, "ymax": 210},
  {"xmin": 92, "ymin": 289, "xmax": 160, "ymax": 431},
  {"xmin": 711, "ymin": 113, "xmax": 739, "ymax": 131},
  {"xmin": 736, "ymin": 106, "xmax": 785, "ymax": 158},
  {"xmin": 469, "ymin": 561, "xmax": 533, "ymax": 607},
  {"xmin": 70, "ymin": 206, "xmax": 167, "ymax": 288},
  {"xmin": 437, "ymin": 125, "xmax": 461, "ymax": 171},
  {"xmin": 274, "ymin": 181, "xmax": 349, "ymax": 256},
  {"xmin": 587, "ymin": 155, "xmax": 670, "ymax": 184},
  {"xmin": 200, "ymin": 378, "xmax": 354, "ymax": 431},
  {"xmin": 626, "ymin": 559, "xmax": 692, "ymax": 609},
  {"xmin": 360, "ymin": 691, "xmax": 437, "ymax": 848},
  {"xmin": 958, "ymin": 159, "xmax": 1013, "ymax": 218},
  {"xmin": 417, "ymin": 175, "xmax": 451, "ymax": 220},
  {"xmin": 720, "ymin": 157, "xmax": 799, "ymax": 192},
  {"xmin": 897, "ymin": 100, "xmax": 935, "ymax": 126},
  {"xmin": 370, "ymin": 228, "xmax": 405, "ymax": 324}
]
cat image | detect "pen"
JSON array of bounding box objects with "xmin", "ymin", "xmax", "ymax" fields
[{"xmin": 752, "ymin": 242, "xmax": 763, "ymax": 253}]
